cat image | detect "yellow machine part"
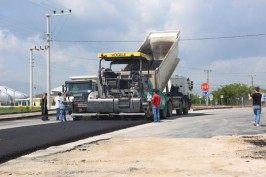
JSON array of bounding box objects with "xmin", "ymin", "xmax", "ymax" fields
[{"xmin": 97, "ymin": 52, "xmax": 152, "ymax": 61}]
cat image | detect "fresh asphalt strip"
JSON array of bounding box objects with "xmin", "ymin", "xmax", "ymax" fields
[{"xmin": 0, "ymin": 120, "xmax": 148, "ymax": 164}]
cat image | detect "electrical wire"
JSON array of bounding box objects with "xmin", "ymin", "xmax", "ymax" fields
[
  {"xmin": 52, "ymin": 33, "xmax": 266, "ymax": 43},
  {"xmin": 52, "ymin": 15, "xmax": 70, "ymax": 39},
  {"xmin": 26, "ymin": 0, "xmax": 61, "ymax": 11},
  {"xmin": 0, "ymin": 14, "xmax": 42, "ymax": 38},
  {"xmin": 53, "ymin": 40, "xmax": 143, "ymax": 43},
  {"xmin": 180, "ymin": 33, "xmax": 266, "ymax": 41},
  {"xmin": 26, "ymin": 0, "xmax": 71, "ymax": 41},
  {"xmin": 178, "ymin": 66, "xmax": 266, "ymax": 76}
]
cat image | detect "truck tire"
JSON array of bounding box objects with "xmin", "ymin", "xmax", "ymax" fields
[
  {"xmin": 67, "ymin": 110, "xmax": 72, "ymax": 115},
  {"xmin": 183, "ymin": 99, "xmax": 189, "ymax": 115},
  {"xmin": 183, "ymin": 107, "xmax": 188, "ymax": 114},
  {"xmin": 160, "ymin": 108, "xmax": 167, "ymax": 119},
  {"xmin": 176, "ymin": 108, "xmax": 182, "ymax": 115},
  {"xmin": 145, "ymin": 113, "xmax": 153, "ymax": 121},
  {"xmin": 166, "ymin": 101, "xmax": 173, "ymax": 117},
  {"xmin": 73, "ymin": 116, "xmax": 80, "ymax": 121}
]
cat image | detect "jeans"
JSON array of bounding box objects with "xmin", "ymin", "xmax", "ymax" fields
[
  {"xmin": 253, "ymin": 105, "xmax": 261, "ymax": 125},
  {"xmin": 60, "ymin": 108, "xmax": 66, "ymax": 122},
  {"xmin": 152, "ymin": 106, "xmax": 160, "ymax": 122},
  {"xmin": 41, "ymin": 105, "xmax": 48, "ymax": 119},
  {"xmin": 56, "ymin": 108, "xmax": 60, "ymax": 120}
]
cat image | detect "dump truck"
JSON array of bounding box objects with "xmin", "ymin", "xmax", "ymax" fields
[
  {"xmin": 62, "ymin": 75, "xmax": 99, "ymax": 119},
  {"xmin": 70, "ymin": 30, "xmax": 193, "ymax": 120}
]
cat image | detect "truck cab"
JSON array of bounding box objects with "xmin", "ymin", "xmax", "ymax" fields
[{"xmin": 63, "ymin": 76, "xmax": 99, "ymax": 115}]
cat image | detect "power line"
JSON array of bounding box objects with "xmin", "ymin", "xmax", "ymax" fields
[
  {"xmin": 0, "ymin": 14, "xmax": 42, "ymax": 37},
  {"xmin": 52, "ymin": 15, "xmax": 70, "ymax": 38},
  {"xmin": 26, "ymin": 0, "xmax": 70, "ymax": 40},
  {"xmin": 178, "ymin": 66, "xmax": 266, "ymax": 76},
  {"xmin": 180, "ymin": 33, "xmax": 266, "ymax": 41},
  {"xmin": 53, "ymin": 39, "xmax": 143, "ymax": 43},
  {"xmin": 52, "ymin": 33, "xmax": 266, "ymax": 43},
  {"xmin": 62, "ymin": 54, "xmax": 97, "ymax": 60},
  {"xmin": 26, "ymin": 0, "xmax": 61, "ymax": 11}
]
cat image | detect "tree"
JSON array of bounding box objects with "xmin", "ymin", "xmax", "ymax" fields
[
  {"xmin": 211, "ymin": 83, "xmax": 252, "ymax": 105},
  {"xmin": 191, "ymin": 94, "xmax": 205, "ymax": 105}
]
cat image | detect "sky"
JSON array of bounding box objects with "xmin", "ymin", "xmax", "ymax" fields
[{"xmin": 0, "ymin": 0, "xmax": 266, "ymax": 95}]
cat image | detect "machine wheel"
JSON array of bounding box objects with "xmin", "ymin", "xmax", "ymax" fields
[
  {"xmin": 160, "ymin": 107, "xmax": 167, "ymax": 119},
  {"xmin": 166, "ymin": 101, "xmax": 173, "ymax": 117}
]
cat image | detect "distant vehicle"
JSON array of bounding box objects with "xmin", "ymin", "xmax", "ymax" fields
[{"xmin": 62, "ymin": 75, "xmax": 99, "ymax": 120}]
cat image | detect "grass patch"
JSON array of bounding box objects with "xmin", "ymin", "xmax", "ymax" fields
[{"xmin": 0, "ymin": 107, "xmax": 41, "ymax": 114}]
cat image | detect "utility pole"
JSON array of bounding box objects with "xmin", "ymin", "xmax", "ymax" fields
[
  {"xmin": 248, "ymin": 74, "xmax": 256, "ymax": 88},
  {"xmin": 0, "ymin": 89, "xmax": 1, "ymax": 106},
  {"xmin": 30, "ymin": 46, "xmax": 45, "ymax": 108},
  {"xmin": 46, "ymin": 10, "xmax": 71, "ymax": 109},
  {"xmin": 30, "ymin": 47, "xmax": 38, "ymax": 108},
  {"xmin": 5, "ymin": 87, "xmax": 8, "ymax": 105},
  {"xmin": 204, "ymin": 69, "xmax": 212, "ymax": 106}
]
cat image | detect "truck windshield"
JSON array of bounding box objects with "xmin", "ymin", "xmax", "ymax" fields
[{"xmin": 66, "ymin": 82, "xmax": 92, "ymax": 92}]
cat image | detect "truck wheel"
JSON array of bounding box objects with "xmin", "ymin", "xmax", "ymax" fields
[
  {"xmin": 67, "ymin": 110, "xmax": 72, "ymax": 115},
  {"xmin": 183, "ymin": 99, "xmax": 189, "ymax": 115},
  {"xmin": 73, "ymin": 116, "xmax": 80, "ymax": 121},
  {"xmin": 183, "ymin": 107, "xmax": 188, "ymax": 114},
  {"xmin": 176, "ymin": 108, "xmax": 182, "ymax": 115},
  {"xmin": 160, "ymin": 108, "xmax": 167, "ymax": 119},
  {"xmin": 166, "ymin": 101, "xmax": 173, "ymax": 117},
  {"xmin": 145, "ymin": 113, "xmax": 153, "ymax": 121}
]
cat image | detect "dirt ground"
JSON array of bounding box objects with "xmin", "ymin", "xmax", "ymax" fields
[{"xmin": 0, "ymin": 134, "xmax": 265, "ymax": 177}]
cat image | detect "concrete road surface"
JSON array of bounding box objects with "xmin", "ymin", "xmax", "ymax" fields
[{"xmin": 113, "ymin": 107, "xmax": 266, "ymax": 138}]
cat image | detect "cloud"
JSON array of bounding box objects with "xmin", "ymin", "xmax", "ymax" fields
[
  {"xmin": 0, "ymin": 30, "xmax": 20, "ymax": 51},
  {"xmin": 2, "ymin": 0, "xmax": 266, "ymax": 93},
  {"xmin": 0, "ymin": 29, "xmax": 46, "ymax": 85},
  {"xmin": 56, "ymin": 0, "xmax": 118, "ymax": 19},
  {"xmin": 210, "ymin": 56, "xmax": 266, "ymax": 73},
  {"xmin": 207, "ymin": 56, "xmax": 266, "ymax": 88}
]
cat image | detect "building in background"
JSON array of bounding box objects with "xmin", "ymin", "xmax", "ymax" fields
[{"xmin": 0, "ymin": 86, "xmax": 27, "ymax": 106}]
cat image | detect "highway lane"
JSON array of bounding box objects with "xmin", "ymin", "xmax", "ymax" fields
[{"xmin": 0, "ymin": 116, "xmax": 149, "ymax": 164}]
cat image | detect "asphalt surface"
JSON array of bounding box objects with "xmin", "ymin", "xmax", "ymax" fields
[
  {"xmin": 1, "ymin": 107, "xmax": 265, "ymax": 164},
  {"xmin": 0, "ymin": 119, "xmax": 148, "ymax": 164}
]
